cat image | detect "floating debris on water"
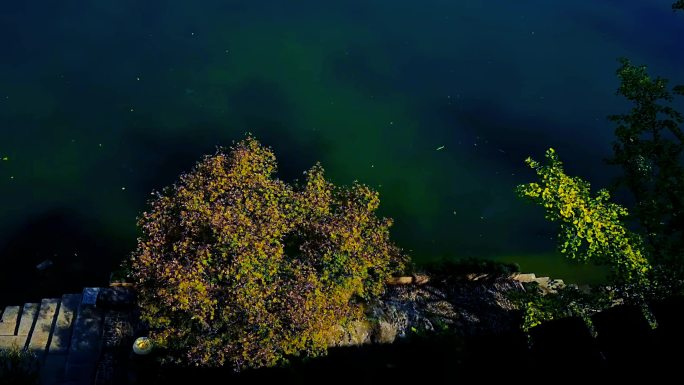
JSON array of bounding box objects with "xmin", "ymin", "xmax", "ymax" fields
[{"xmin": 436, "ymin": 145, "xmax": 445, "ymax": 151}]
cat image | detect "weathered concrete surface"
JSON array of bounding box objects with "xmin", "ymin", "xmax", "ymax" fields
[
  {"xmin": 0, "ymin": 305, "xmax": 25, "ymax": 349},
  {"xmin": 96, "ymin": 287, "xmax": 136, "ymax": 309},
  {"xmin": 0, "ymin": 305, "xmax": 20, "ymax": 335},
  {"xmin": 17, "ymin": 303, "xmax": 39, "ymax": 336},
  {"xmin": 0, "ymin": 335, "xmax": 25, "ymax": 349},
  {"xmin": 28, "ymin": 299, "xmax": 60, "ymax": 354},
  {"xmin": 0, "ymin": 303, "xmax": 39, "ymax": 349},
  {"xmin": 63, "ymin": 303, "xmax": 103, "ymax": 385},
  {"xmin": 49, "ymin": 294, "xmax": 82, "ymax": 354},
  {"xmin": 68, "ymin": 304, "xmax": 103, "ymax": 354}
]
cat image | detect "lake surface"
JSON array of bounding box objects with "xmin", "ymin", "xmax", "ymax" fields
[{"xmin": 1, "ymin": 0, "xmax": 682, "ymax": 304}]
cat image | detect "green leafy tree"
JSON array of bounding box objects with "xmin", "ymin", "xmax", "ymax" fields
[
  {"xmin": 129, "ymin": 136, "xmax": 406, "ymax": 370},
  {"xmin": 606, "ymin": 58, "xmax": 684, "ymax": 279},
  {"xmin": 674, "ymin": 1, "xmax": 684, "ymax": 11},
  {"xmin": 514, "ymin": 148, "xmax": 656, "ymax": 331},
  {"xmin": 516, "ymin": 148, "xmax": 651, "ymax": 291}
]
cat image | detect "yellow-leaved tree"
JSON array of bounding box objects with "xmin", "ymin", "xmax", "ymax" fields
[{"xmin": 516, "ymin": 148, "xmax": 651, "ymax": 291}]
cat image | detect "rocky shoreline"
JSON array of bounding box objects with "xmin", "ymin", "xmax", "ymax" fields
[
  {"xmin": 6, "ymin": 270, "xmax": 682, "ymax": 383},
  {"xmin": 335, "ymin": 272, "xmax": 563, "ymax": 346}
]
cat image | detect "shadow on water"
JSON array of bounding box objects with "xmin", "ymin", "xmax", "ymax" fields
[
  {"xmin": 0, "ymin": 209, "xmax": 129, "ymax": 307},
  {"xmin": 225, "ymin": 77, "xmax": 321, "ymax": 181}
]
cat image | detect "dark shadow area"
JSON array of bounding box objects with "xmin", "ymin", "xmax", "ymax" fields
[
  {"xmin": 0, "ymin": 210, "xmax": 129, "ymax": 307},
  {"xmin": 225, "ymin": 77, "xmax": 320, "ymax": 182},
  {"xmin": 528, "ymin": 316, "xmax": 605, "ymax": 376},
  {"xmin": 591, "ymin": 304, "xmax": 657, "ymax": 373},
  {"xmin": 135, "ymin": 333, "xmax": 473, "ymax": 385},
  {"xmin": 116, "ymin": 295, "xmax": 684, "ymax": 384}
]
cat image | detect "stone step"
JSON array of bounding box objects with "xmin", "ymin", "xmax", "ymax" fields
[
  {"xmin": 68, "ymin": 303, "xmax": 103, "ymax": 355},
  {"xmin": 0, "ymin": 305, "xmax": 20, "ymax": 335},
  {"xmin": 48, "ymin": 294, "xmax": 82, "ymax": 354},
  {"xmin": 0, "ymin": 335, "xmax": 26, "ymax": 349},
  {"xmin": 28, "ymin": 298, "xmax": 60, "ymax": 356},
  {"xmin": 41, "ymin": 353, "xmax": 68, "ymax": 385},
  {"xmin": 39, "ymin": 294, "xmax": 81, "ymax": 385},
  {"xmin": 63, "ymin": 293, "xmax": 104, "ymax": 385},
  {"xmin": 17, "ymin": 303, "xmax": 40, "ymax": 336},
  {"xmin": 511, "ymin": 273, "xmax": 537, "ymax": 283},
  {"xmin": 0, "ymin": 303, "xmax": 40, "ymax": 350}
]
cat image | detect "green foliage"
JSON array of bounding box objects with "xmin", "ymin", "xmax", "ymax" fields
[
  {"xmin": 511, "ymin": 58, "xmax": 684, "ymax": 333},
  {"xmin": 674, "ymin": 1, "xmax": 684, "ymax": 11},
  {"xmin": 516, "ymin": 148, "xmax": 651, "ymax": 290},
  {"xmin": 607, "ymin": 58, "xmax": 684, "ymax": 280},
  {"xmin": 0, "ymin": 346, "xmax": 40, "ymax": 385},
  {"xmin": 509, "ymin": 283, "xmax": 614, "ymax": 333},
  {"xmin": 129, "ymin": 136, "xmax": 407, "ymax": 370}
]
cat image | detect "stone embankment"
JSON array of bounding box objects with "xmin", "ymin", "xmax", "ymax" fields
[{"xmin": 0, "ymin": 287, "xmax": 137, "ymax": 385}]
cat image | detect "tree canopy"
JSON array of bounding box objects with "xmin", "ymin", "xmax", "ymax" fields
[{"xmin": 606, "ymin": 58, "xmax": 684, "ymax": 280}]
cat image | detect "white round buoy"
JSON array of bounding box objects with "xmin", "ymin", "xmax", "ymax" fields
[{"xmin": 133, "ymin": 337, "xmax": 153, "ymax": 355}]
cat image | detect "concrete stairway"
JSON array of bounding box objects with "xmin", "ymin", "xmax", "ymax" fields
[{"xmin": 0, "ymin": 288, "xmax": 104, "ymax": 385}]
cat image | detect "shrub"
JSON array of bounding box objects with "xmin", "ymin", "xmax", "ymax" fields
[{"xmin": 129, "ymin": 136, "xmax": 406, "ymax": 370}]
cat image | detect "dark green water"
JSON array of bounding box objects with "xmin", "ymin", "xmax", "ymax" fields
[{"xmin": 1, "ymin": 1, "xmax": 682, "ymax": 303}]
